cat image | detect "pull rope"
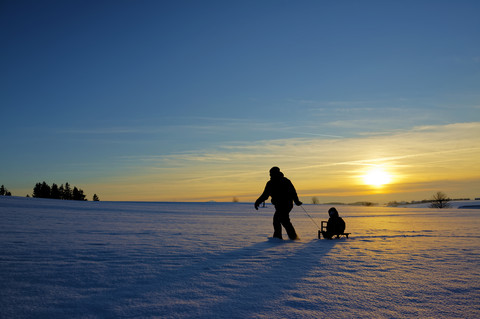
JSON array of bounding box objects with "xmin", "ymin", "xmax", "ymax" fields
[{"xmin": 300, "ymin": 205, "xmax": 321, "ymax": 230}]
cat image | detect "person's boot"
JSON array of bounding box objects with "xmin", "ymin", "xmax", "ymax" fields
[{"xmin": 273, "ymin": 232, "xmax": 282, "ymax": 239}]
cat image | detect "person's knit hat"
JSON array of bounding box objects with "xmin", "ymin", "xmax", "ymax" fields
[
  {"xmin": 269, "ymin": 166, "xmax": 284, "ymax": 178},
  {"xmin": 328, "ymin": 207, "xmax": 339, "ymax": 217}
]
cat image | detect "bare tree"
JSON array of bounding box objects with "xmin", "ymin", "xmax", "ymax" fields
[{"xmin": 430, "ymin": 191, "xmax": 451, "ymax": 208}]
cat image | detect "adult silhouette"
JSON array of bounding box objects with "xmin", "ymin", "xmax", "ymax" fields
[{"xmin": 254, "ymin": 167, "xmax": 302, "ymax": 239}]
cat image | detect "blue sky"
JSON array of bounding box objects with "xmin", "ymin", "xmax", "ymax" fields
[{"xmin": 1, "ymin": 0, "xmax": 479, "ymax": 202}]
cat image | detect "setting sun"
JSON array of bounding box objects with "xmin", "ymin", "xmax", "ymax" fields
[{"xmin": 363, "ymin": 167, "xmax": 392, "ymax": 187}]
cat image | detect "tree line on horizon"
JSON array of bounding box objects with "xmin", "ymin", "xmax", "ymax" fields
[
  {"xmin": 31, "ymin": 182, "xmax": 99, "ymax": 201},
  {"xmin": 32, "ymin": 181, "xmax": 99, "ymax": 201},
  {"xmin": 1, "ymin": 183, "xmax": 100, "ymax": 201}
]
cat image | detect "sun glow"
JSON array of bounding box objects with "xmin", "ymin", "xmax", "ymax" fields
[{"xmin": 363, "ymin": 167, "xmax": 392, "ymax": 187}]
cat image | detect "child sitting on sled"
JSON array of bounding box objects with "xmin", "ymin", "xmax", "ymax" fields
[{"xmin": 322, "ymin": 207, "xmax": 346, "ymax": 239}]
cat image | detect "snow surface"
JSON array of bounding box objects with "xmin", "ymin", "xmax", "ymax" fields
[{"xmin": 1, "ymin": 196, "xmax": 479, "ymax": 318}]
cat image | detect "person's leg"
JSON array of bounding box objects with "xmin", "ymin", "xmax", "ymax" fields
[
  {"xmin": 272, "ymin": 211, "xmax": 283, "ymax": 239},
  {"xmin": 277, "ymin": 206, "xmax": 298, "ymax": 240},
  {"xmin": 283, "ymin": 219, "xmax": 298, "ymax": 239}
]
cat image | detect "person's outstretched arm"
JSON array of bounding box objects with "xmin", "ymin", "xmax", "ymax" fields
[{"xmin": 254, "ymin": 182, "xmax": 271, "ymax": 210}]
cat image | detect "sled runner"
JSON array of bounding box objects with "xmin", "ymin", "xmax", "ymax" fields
[{"xmin": 319, "ymin": 221, "xmax": 350, "ymax": 239}]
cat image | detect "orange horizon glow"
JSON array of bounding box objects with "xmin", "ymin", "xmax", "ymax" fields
[{"xmin": 10, "ymin": 123, "xmax": 479, "ymax": 204}]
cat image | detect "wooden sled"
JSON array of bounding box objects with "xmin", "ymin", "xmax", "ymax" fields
[{"xmin": 318, "ymin": 221, "xmax": 350, "ymax": 239}]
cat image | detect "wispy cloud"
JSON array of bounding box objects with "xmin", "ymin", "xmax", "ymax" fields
[{"xmin": 94, "ymin": 122, "xmax": 480, "ymax": 202}]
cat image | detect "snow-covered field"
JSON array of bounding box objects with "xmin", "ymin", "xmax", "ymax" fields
[{"xmin": 1, "ymin": 196, "xmax": 479, "ymax": 318}]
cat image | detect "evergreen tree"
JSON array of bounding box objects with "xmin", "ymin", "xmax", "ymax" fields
[
  {"xmin": 63, "ymin": 183, "xmax": 72, "ymax": 200},
  {"xmin": 72, "ymin": 187, "xmax": 87, "ymax": 201},
  {"xmin": 33, "ymin": 182, "xmax": 42, "ymax": 198},
  {"xmin": 59, "ymin": 184, "xmax": 65, "ymax": 199},
  {"xmin": 0, "ymin": 185, "xmax": 12, "ymax": 196},
  {"xmin": 51, "ymin": 183, "xmax": 61, "ymax": 199},
  {"xmin": 78, "ymin": 188, "xmax": 87, "ymax": 201},
  {"xmin": 72, "ymin": 187, "xmax": 79, "ymax": 200},
  {"xmin": 40, "ymin": 182, "xmax": 51, "ymax": 198},
  {"xmin": 33, "ymin": 182, "xmax": 51, "ymax": 198}
]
